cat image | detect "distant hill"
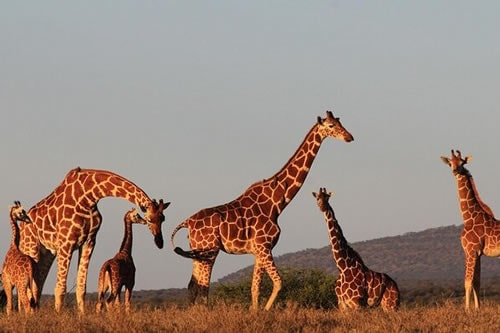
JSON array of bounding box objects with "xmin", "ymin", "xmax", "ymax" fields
[{"xmin": 218, "ymin": 224, "xmax": 500, "ymax": 284}]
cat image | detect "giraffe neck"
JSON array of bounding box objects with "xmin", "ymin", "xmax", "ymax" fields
[
  {"xmin": 118, "ymin": 221, "xmax": 133, "ymax": 255},
  {"xmin": 455, "ymin": 173, "xmax": 494, "ymax": 222},
  {"xmin": 263, "ymin": 124, "xmax": 323, "ymax": 210},
  {"xmin": 323, "ymin": 207, "xmax": 351, "ymax": 266},
  {"xmin": 34, "ymin": 168, "xmax": 153, "ymax": 211},
  {"xmin": 9, "ymin": 216, "xmax": 20, "ymax": 249}
]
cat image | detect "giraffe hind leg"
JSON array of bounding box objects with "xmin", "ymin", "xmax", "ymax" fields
[{"xmin": 188, "ymin": 259, "xmax": 215, "ymax": 306}]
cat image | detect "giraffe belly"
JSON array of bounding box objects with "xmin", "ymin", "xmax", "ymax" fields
[{"xmin": 221, "ymin": 239, "xmax": 251, "ymax": 254}]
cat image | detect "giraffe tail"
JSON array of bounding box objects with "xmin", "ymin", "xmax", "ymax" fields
[
  {"xmin": 174, "ymin": 247, "xmax": 217, "ymax": 261},
  {"xmin": 170, "ymin": 221, "xmax": 188, "ymax": 250},
  {"xmin": 171, "ymin": 220, "xmax": 218, "ymax": 260}
]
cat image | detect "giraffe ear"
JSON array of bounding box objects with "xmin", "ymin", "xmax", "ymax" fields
[
  {"xmin": 312, "ymin": 192, "xmax": 318, "ymax": 198},
  {"xmin": 139, "ymin": 205, "xmax": 147, "ymax": 212},
  {"xmin": 440, "ymin": 157, "xmax": 451, "ymax": 166},
  {"xmin": 162, "ymin": 201, "xmax": 171, "ymax": 210},
  {"xmin": 464, "ymin": 156, "xmax": 472, "ymax": 164},
  {"xmin": 317, "ymin": 116, "xmax": 323, "ymax": 125}
]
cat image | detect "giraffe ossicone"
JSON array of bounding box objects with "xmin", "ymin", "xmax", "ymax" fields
[
  {"xmin": 441, "ymin": 149, "xmax": 500, "ymax": 310},
  {"xmin": 171, "ymin": 110, "xmax": 353, "ymax": 310},
  {"xmin": 19, "ymin": 167, "xmax": 170, "ymax": 313}
]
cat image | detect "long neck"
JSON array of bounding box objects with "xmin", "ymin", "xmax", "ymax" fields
[
  {"xmin": 455, "ymin": 173, "xmax": 494, "ymax": 222},
  {"xmin": 119, "ymin": 221, "xmax": 133, "ymax": 255},
  {"xmin": 264, "ymin": 124, "xmax": 323, "ymax": 210},
  {"xmin": 323, "ymin": 207, "xmax": 350, "ymax": 264},
  {"xmin": 9, "ymin": 216, "xmax": 20, "ymax": 249},
  {"xmin": 65, "ymin": 168, "xmax": 152, "ymax": 209}
]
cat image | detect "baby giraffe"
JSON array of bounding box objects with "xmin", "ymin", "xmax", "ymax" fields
[
  {"xmin": 1, "ymin": 201, "xmax": 38, "ymax": 315},
  {"xmin": 312, "ymin": 188, "xmax": 400, "ymax": 311},
  {"xmin": 96, "ymin": 208, "xmax": 147, "ymax": 313}
]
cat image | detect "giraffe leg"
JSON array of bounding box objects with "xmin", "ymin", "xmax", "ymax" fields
[
  {"xmin": 335, "ymin": 278, "xmax": 347, "ymax": 311},
  {"xmin": 124, "ymin": 286, "xmax": 132, "ymax": 313},
  {"xmin": 34, "ymin": 248, "xmax": 56, "ymax": 304},
  {"xmin": 30, "ymin": 276, "xmax": 39, "ymax": 309},
  {"xmin": 250, "ymin": 260, "xmax": 264, "ymax": 310},
  {"xmin": 188, "ymin": 258, "xmax": 216, "ymax": 306},
  {"xmin": 54, "ymin": 247, "xmax": 73, "ymax": 312},
  {"xmin": 95, "ymin": 268, "xmax": 107, "ymax": 313},
  {"xmin": 259, "ymin": 252, "xmax": 282, "ymax": 311},
  {"xmin": 75, "ymin": 241, "xmax": 96, "ymax": 313},
  {"xmin": 4, "ymin": 282, "xmax": 13, "ymax": 316},
  {"xmin": 472, "ymin": 258, "xmax": 481, "ymax": 310},
  {"xmin": 463, "ymin": 254, "xmax": 479, "ymax": 311},
  {"xmin": 18, "ymin": 283, "xmax": 31, "ymax": 314}
]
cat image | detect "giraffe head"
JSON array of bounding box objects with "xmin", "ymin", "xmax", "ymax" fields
[
  {"xmin": 124, "ymin": 208, "xmax": 148, "ymax": 225},
  {"xmin": 441, "ymin": 149, "xmax": 472, "ymax": 177},
  {"xmin": 9, "ymin": 200, "xmax": 32, "ymax": 223},
  {"xmin": 312, "ymin": 187, "xmax": 333, "ymax": 212},
  {"xmin": 317, "ymin": 110, "xmax": 354, "ymax": 142},
  {"xmin": 140, "ymin": 199, "xmax": 170, "ymax": 249}
]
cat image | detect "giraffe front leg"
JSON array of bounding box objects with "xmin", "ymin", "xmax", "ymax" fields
[
  {"xmin": 54, "ymin": 246, "xmax": 73, "ymax": 312},
  {"xmin": 124, "ymin": 285, "xmax": 132, "ymax": 313},
  {"xmin": 472, "ymin": 257, "xmax": 481, "ymax": 310},
  {"xmin": 34, "ymin": 248, "xmax": 56, "ymax": 303},
  {"xmin": 75, "ymin": 240, "xmax": 96, "ymax": 313},
  {"xmin": 250, "ymin": 260, "xmax": 264, "ymax": 310},
  {"xmin": 4, "ymin": 282, "xmax": 13, "ymax": 316},
  {"xmin": 463, "ymin": 254, "xmax": 479, "ymax": 311},
  {"xmin": 260, "ymin": 252, "xmax": 282, "ymax": 311}
]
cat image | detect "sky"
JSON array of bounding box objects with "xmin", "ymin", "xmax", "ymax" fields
[{"xmin": 1, "ymin": 1, "xmax": 499, "ymax": 295}]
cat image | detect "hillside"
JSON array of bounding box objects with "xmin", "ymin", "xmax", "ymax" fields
[{"xmin": 218, "ymin": 224, "xmax": 500, "ymax": 284}]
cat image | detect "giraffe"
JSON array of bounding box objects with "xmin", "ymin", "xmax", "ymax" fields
[
  {"xmin": 1, "ymin": 201, "xmax": 39, "ymax": 315},
  {"xmin": 171, "ymin": 111, "xmax": 354, "ymax": 310},
  {"xmin": 441, "ymin": 149, "xmax": 500, "ymax": 310},
  {"xmin": 312, "ymin": 188, "xmax": 400, "ymax": 311},
  {"xmin": 95, "ymin": 208, "xmax": 147, "ymax": 313},
  {"xmin": 18, "ymin": 167, "xmax": 170, "ymax": 313}
]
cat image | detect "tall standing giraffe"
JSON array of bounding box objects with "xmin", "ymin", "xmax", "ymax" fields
[
  {"xmin": 95, "ymin": 208, "xmax": 147, "ymax": 313},
  {"xmin": 312, "ymin": 188, "xmax": 400, "ymax": 311},
  {"xmin": 18, "ymin": 167, "xmax": 170, "ymax": 313},
  {"xmin": 171, "ymin": 111, "xmax": 354, "ymax": 310},
  {"xmin": 1, "ymin": 201, "xmax": 38, "ymax": 315},
  {"xmin": 441, "ymin": 149, "xmax": 500, "ymax": 310}
]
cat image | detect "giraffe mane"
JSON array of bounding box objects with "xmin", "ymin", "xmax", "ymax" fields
[{"xmin": 469, "ymin": 175, "xmax": 495, "ymax": 217}]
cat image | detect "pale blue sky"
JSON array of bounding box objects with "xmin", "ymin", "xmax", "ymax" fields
[{"xmin": 1, "ymin": 1, "xmax": 499, "ymax": 293}]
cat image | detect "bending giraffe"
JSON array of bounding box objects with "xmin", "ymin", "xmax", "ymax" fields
[
  {"xmin": 18, "ymin": 167, "xmax": 170, "ymax": 313},
  {"xmin": 96, "ymin": 208, "xmax": 147, "ymax": 313},
  {"xmin": 171, "ymin": 111, "xmax": 354, "ymax": 310},
  {"xmin": 1, "ymin": 201, "xmax": 39, "ymax": 315},
  {"xmin": 312, "ymin": 188, "xmax": 400, "ymax": 311},
  {"xmin": 441, "ymin": 149, "xmax": 500, "ymax": 310}
]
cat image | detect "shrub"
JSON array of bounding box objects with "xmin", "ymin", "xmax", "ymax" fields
[{"xmin": 212, "ymin": 267, "xmax": 337, "ymax": 309}]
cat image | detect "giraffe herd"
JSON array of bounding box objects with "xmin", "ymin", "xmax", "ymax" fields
[{"xmin": 0, "ymin": 111, "xmax": 498, "ymax": 315}]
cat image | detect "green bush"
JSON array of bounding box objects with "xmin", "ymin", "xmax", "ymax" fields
[{"xmin": 213, "ymin": 267, "xmax": 338, "ymax": 309}]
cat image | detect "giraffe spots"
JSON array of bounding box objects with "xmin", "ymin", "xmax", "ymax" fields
[{"xmin": 72, "ymin": 181, "xmax": 84, "ymax": 199}]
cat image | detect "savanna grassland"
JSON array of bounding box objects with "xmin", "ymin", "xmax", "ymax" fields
[{"xmin": 0, "ymin": 300, "xmax": 499, "ymax": 333}]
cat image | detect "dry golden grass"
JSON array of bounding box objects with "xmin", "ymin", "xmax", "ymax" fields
[{"xmin": 1, "ymin": 300, "xmax": 499, "ymax": 332}]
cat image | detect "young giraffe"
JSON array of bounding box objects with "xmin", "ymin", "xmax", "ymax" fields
[
  {"xmin": 1, "ymin": 201, "xmax": 39, "ymax": 315},
  {"xmin": 312, "ymin": 188, "xmax": 400, "ymax": 311},
  {"xmin": 171, "ymin": 111, "xmax": 354, "ymax": 310},
  {"xmin": 95, "ymin": 208, "xmax": 147, "ymax": 313},
  {"xmin": 441, "ymin": 149, "xmax": 500, "ymax": 310},
  {"xmin": 18, "ymin": 167, "xmax": 170, "ymax": 313}
]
